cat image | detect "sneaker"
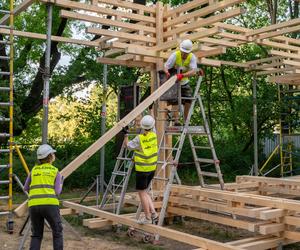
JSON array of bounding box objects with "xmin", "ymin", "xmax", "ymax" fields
[
  {"xmin": 151, "ymin": 213, "xmax": 159, "ymax": 225},
  {"xmin": 137, "ymin": 217, "xmax": 152, "ymax": 225}
]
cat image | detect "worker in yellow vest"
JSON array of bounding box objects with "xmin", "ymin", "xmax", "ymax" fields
[
  {"xmin": 24, "ymin": 144, "xmax": 63, "ymax": 250},
  {"xmin": 164, "ymin": 39, "xmax": 204, "ymax": 125},
  {"xmin": 124, "ymin": 115, "xmax": 158, "ymax": 224}
]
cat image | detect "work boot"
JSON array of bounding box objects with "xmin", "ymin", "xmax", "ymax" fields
[
  {"xmin": 151, "ymin": 213, "xmax": 159, "ymax": 225},
  {"xmin": 137, "ymin": 216, "xmax": 152, "ymax": 225}
]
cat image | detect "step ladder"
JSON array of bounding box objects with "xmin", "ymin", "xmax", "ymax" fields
[
  {"xmin": 0, "ymin": 2, "xmax": 14, "ymax": 233},
  {"xmin": 153, "ymin": 75, "xmax": 224, "ymax": 231},
  {"xmin": 134, "ymin": 75, "xmax": 224, "ymax": 227},
  {"xmin": 99, "ymin": 129, "xmax": 141, "ymax": 214}
]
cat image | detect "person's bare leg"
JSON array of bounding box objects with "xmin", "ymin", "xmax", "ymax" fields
[
  {"xmin": 146, "ymin": 194, "xmax": 156, "ymax": 214},
  {"xmin": 184, "ymin": 102, "xmax": 191, "ymax": 121},
  {"xmin": 138, "ymin": 190, "xmax": 151, "ymax": 218}
]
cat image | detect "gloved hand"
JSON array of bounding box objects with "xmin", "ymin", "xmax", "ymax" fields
[
  {"xmin": 176, "ymin": 73, "xmax": 184, "ymax": 81},
  {"xmin": 165, "ymin": 70, "xmax": 170, "ymax": 78},
  {"xmin": 199, "ymin": 68, "xmax": 205, "ymax": 76},
  {"xmin": 121, "ymin": 126, "xmax": 129, "ymax": 134}
]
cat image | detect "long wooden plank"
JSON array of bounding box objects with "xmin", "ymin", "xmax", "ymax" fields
[
  {"xmin": 195, "ymin": 47, "xmax": 226, "ymax": 58},
  {"xmin": 14, "ymin": 76, "xmax": 178, "ymax": 217},
  {"xmin": 0, "ymin": 28, "xmax": 98, "ymax": 47},
  {"xmin": 164, "ymin": 8, "xmax": 243, "ymax": 38},
  {"xmin": 271, "ymin": 50, "xmax": 300, "ymax": 60},
  {"xmin": 97, "ymin": 57, "xmax": 154, "ymax": 68},
  {"xmin": 40, "ymin": 0, "xmax": 156, "ymax": 23},
  {"xmin": 60, "ymin": 10, "xmax": 155, "ymax": 33},
  {"xmin": 0, "ymin": 0, "xmax": 34, "ymax": 25},
  {"xmin": 63, "ymin": 201, "xmax": 243, "ymax": 250},
  {"xmin": 165, "ymin": 0, "xmax": 209, "ymax": 18},
  {"xmin": 257, "ymin": 25, "xmax": 300, "ymax": 40},
  {"xmin": 236, "ymin": 175, "xmax": 300, "ymax": 186},
  {"xmin": 245, "ymin": 18, "xmax": 300, "ymax": 37},
  {"xmin": 97, "ymin": 0, "xmax": 156, "ymax": 14},
  {"xmin": 87, "ymin": 27, "xmax": 156, "ymax": 43},
  {"xmin": 164, "ymin": 0, "xmax": 244, "ymax": 28}
]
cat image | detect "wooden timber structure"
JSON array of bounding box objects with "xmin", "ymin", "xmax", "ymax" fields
[{"xmin": 2, "ymin": 0, "xmax": 300, "ymax": 249}]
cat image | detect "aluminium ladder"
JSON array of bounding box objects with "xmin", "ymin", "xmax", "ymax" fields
[
  {"xmin": 99, "ymin": 129, "xmax": 141, "ymax": 214},
  {"xmin": 133, "ymin": 76, "xmax": 224, "ymax": 227},
  {"xmin": 0, "ymin": 1, "xmax": 14, "ymax": 233}
]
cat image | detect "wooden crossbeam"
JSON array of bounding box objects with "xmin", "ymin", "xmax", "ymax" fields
[
  {"xmin": 283, "ymin": 59, "xmax": 300, "ymax": 68},
  {"xmin": 62, "ymin": 201, "xmax": 243, "ymax": 250},
  {"xmin": 163, "ymin": 0, "xmax": 244, "ymax": 29},
  {"xmin": 257, "ymin": 25, "xmax": 300, "ymax": 40},
  {"xmin": 40, "ymin": 0, "xmax": 156, "ymax": 23},
  {"xmin": 245, "ymin": 18, "xmax": 300, "ymax": 37},
  {"xmin": 87, "ymin": 27, "xmax": 156, "ymax": 43},
  {"xmin": 97, "ymin": 0, "xmax": 156, "ymax": 14},
  {"xmin": 271, "ymin": 50, "xmax": 300, "ymax": 60},
  {"xmin": 195, "ymin": 47, "xmax": 226, "ymax": 58},
  {"xmin": 0, "ymin": 28, "xmax": 98, "ymax": 47},
  {"xmin": 0, "ymin": 0, "xmax": 34, "ymax": 25},
  {"xmin": 163, "ymin": 7, "xmax": 243, "ymax": 38},
  {"xmin": 236, "ymin": 176, "xmax": 300, "ymax": 186},
  {"xmin": 97, "ymin": 57, "xmax": 154, "ymax": 68},
  {"xmin": 268, "ymin": 73, "xmax": 300, "ymax": 84},
  {"xmin": 165, "ymin": 0, "xmax": 209, "ymax": 18},
  {"xmin": 60, "ymin": 10, "xmax": 156, "ymax": 34}
]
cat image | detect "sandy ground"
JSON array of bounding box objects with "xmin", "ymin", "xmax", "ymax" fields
[{"xmin": 0, "ymin": 216, "xmax": 142, "ymax": 250}]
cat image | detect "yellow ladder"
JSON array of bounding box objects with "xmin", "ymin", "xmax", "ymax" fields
[{"xmin": 0, "ymin": 0, "xmax": 14, "ymax": 233}]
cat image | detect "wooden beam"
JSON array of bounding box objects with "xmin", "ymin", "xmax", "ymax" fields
[
  {"xmin": 97, "ymin": 0, "xmax": 156, "ymax": 14},
  {"xmin": 164, "ymin": 7, "xmax": 244, "ymax": 38},
  {"xmin": 60, "ymin": 10, "xmax": 156, "ymax": 34},
  {"xmin": 155, "ymin": 27, "xmax": 220, "ymax": 52},
  {"xmin": 199, "ymin": 58, "xmax": 222, "ymax": 67},
  {"xmin": 97, "ymin": 57, "xmax": 154, "ymax": 68},
  {"xmin": 195, "ymin": 47, "xmax": 226, "ymax": 58},
  {"xmin": 271, "ymin": 50, "xmax": 300, "ymax": 60},
  {"xmin": 268, "ymin": 73, "xmax": 300, "ymax": 84},
  {"xmin": 245, "ymin": 18, "xmax": 300, "ymax": 37},
  {"xmin": 0, "ymin": 28, "xmax": 98, "ymax": 47},
  {"xmin": 257, "ymin": 25, "xmax": 300, "ymax": 40},
  {"xmin": 164, "ymin": 0, "xmax": 244, "ymax": 29},
  {"xmin": 283, "ymin": 59, "xmax": 300, "ymax": 68},
  {"xmin": 62, "ymin": 201, "xmax": 243, "ymax": 250},
  {"xmin": 165, "ymin": 0, "xmax": 209, "ymax": 18},
  {"xmin": 40, "ymin": 0, "xmax": 156, "ymax": 23},
  {"xmin": 198, "ymin": 37, "xmax": 239, "ymax": 47},
  {"xmin": 0, "ymin": 0, "xmax": 35, "ymax": 25}
]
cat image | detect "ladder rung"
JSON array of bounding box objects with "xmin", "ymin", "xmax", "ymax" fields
[
  {"xmin": 157, "ymin": 161, "xmax": 173, "ymax": 165},
  {"xmin": 157, "ymin": 109, "xmax": 178, "ymax": 112},
  {"xmin": 197, "ymin": 158, "xmax": 216, "ymax": 164},
  {"xmin": 0, "ymin": 164, "xmax": 10, "ymax": 168},
  {"xmin": 192, "ymin": 146, "xmax": 212, "ymax": 150},
  {"xmin": 0, "ymin": 102, "xmax": 11, "ymax": 106},
  {"xmin": 0, "ymin": 87, "xmax": 11, "ymax": 91},
  {"xmin": 112, "ymin": 171, "xmax": 127, "ymax": 176},
  {"xmin": 0, "ymin": 10, "xmax": 10, "ymax": 14},
  {"xmin": 0, "ymin": 196, "xmax": 10, "ymax": 200},
  {"xmin": 0, "ymin": 56, "xmax": 10, "ymax": 60},
  {"xmin": 200, "ymin": 171, "xmax": 219, "ymax": 177},
  {"xmin": 0, "ymin": 117, "xmax": 10, "ymax": 122},
  {"xmin": 0, "ymin": 149, "xmax": 10, "ymax": 153},
  {"xmin": 0, "ymin": 133, "xmax": 10, "ymax": 137},
  {"xmin": 0, "ymin": 180, "xmax": 10, "ymax": 184},
  {"xmin": 116, "ymin": 157, "xmax": 132, "ymax": 161},
  {"xmin": 0, "ymin": 211, "xmax": 10, "ymax": 216},
  {"xmin": 0, "ymin": 71, "xmax": 10, "ymax": 76},
  {"xmin": 181, "ymin": 97, "xmax": 196, "ymax": 100},
  {"xmin": 165, "ymin": 132, "xmax": 181, "ymax": 135}
]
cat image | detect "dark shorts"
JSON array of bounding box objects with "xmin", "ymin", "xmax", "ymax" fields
[
  {"xmin": 167, "ymin": 83, "xmax": 193, "ymax": 105},
  {"xmin": 136, "ymin": 170, "xmax": 155, "ymax": 190}
]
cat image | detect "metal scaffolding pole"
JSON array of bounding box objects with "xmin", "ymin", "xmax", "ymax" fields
[
  {"xmin": 100, "ymin": 64, "xmax": 107, "ymax": 195},
  {"xmin": 42, "ymin": 3, "xmax": 53, "ymax": 144},
  {"xmin": 253, "ymin": 74, "xmax": 258, "ymax": 176}
]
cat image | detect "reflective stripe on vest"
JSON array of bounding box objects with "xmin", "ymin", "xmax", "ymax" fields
[
  {"xmin": 175, "ymin": 50, "xmax": 192, "ymax": 84},
  {"xmin": 134, "ymin": 131, "xmax": 158, "ymax": 172},
  {"xmin": 28, "ymin": 163, "xmax": 59, "ymax": 207}
]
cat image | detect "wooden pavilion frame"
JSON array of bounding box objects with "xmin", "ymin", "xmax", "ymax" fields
[{"xmin": 2, "ymin": 0, "xmax": 300, "ymax": 249}]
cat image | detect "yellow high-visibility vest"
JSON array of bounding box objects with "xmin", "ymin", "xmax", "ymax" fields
[
  {"xmin": 28, "ymin": 163, "xmax": 59, "ymax": 207},
  {"xmin": 134, "ymin": 131, "xmax": 158, "ymax": 172},
  {"xmin": 175, "ymin": 50, "xmax": 193, "ymax": 84}
]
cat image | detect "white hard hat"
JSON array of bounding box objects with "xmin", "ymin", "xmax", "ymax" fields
[
  {"xmin": 37, "ymin": 144, "xmax": 56, "ymax": 159},
  {"xmin": 140, "ymin": 115, "xmax": 155, "ymax": 130},
  {"xmin": 180, "ymin": 39, "xmax": 193, "ymax": 53}
]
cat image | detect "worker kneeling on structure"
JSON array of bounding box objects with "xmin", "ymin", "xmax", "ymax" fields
[
  {"xmin": 24, "ymin": 144, "xmax": 64, "ymax": 250},
  {"xmin": 124, "ymin": 115, "xmax": 159, "ymax": 224}
]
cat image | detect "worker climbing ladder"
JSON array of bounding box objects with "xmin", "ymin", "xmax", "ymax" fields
[{"xmin": 0, "ymin": 0, "xmax": 15, "ymax": 233}]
